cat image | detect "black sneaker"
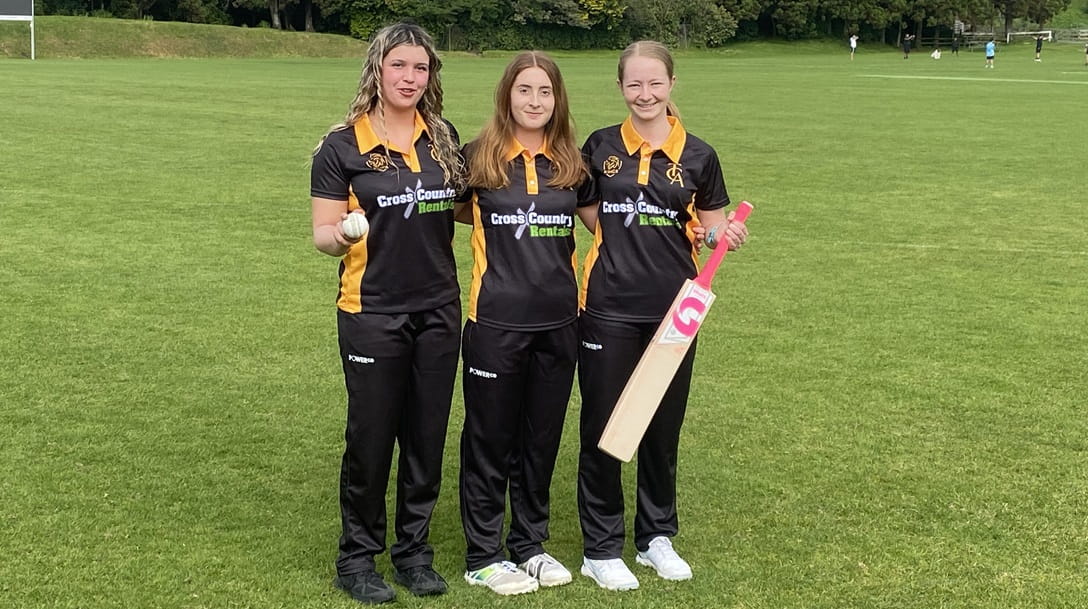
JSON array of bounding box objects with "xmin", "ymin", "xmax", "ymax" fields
[
  {"xmin": 334, "ymin": 570, "xmax": 396, "ymax": 604},
  {"xmin": 394, "ymin": 565, "xmax": 448, "ymax": 596}
]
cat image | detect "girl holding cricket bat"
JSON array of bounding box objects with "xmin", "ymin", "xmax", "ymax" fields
[{"xmin": 575, "ymin": 40, "xmax": 748, "ymax": 591}]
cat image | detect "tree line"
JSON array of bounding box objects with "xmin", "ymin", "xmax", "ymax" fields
[{"xmin": 36, "ymin": 0, "xmax": 1072, "ymax": 49}]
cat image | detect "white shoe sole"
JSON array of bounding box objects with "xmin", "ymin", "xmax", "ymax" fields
[
  {"xmin": 635, "ymin": 554, "xmax": 693, "ymax": 581},
  {"xmin": 580, "ymin": 564, "xmax": 639, "ymax": 591},
  {"xmin": 538, "ymin": 572, "xmax": 573, "ymax": 587},
  {"xmin": 537, "ymin": 569, "xmax": 578, "ymax": 591},
  {"xmin": 463, "ymin": 573, "xmax": 539, "ymax": 596}
]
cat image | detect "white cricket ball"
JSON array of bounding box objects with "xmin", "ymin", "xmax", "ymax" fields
[{"xmin": 342, "ymin": 213, "xmax": 369, "ymax": 240}]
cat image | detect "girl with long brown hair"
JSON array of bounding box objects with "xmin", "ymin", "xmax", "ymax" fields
[{"xmin": 455, "ymin": 51, "xmax": 591, "ymax": 596}]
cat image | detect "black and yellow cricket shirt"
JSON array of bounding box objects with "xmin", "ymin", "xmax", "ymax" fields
[
  {"xmin": 578, "ymin": 116, "xmax": 730, "ymax": 323},
  {"xmin": 463, "ymin": 138, "xmax": 581, "ymax": 331},
  {"xmin": 311, "ymin": 112, "xmax": 460, "ymax": 314}
]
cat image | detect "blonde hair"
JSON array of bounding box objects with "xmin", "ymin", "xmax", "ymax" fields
[
  {"xmin": 466, "ymin": 51, "xmax": 587, "ymax": 191},
  {"xmin": 618, "ymin": 40, "xmax": 681, "ymax": 120},
  {"xmin": 315, "ymin": 22, "xmax": 464, "ymax": 190}
]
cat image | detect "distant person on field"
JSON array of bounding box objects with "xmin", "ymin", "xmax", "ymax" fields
[
  {"xmin": 951, "ymin": 37, "xmax": 960, "ymax": 56},
  {"xmin": 985, "ymin": 38, "xmax": 996, "ymax": 68},
  {"xmin": 931, "ymin": 48, "xmax": 942, "ymax": 60},
  {"xmin": 1084, "ymin": 43, "xmax": 1087, "ymax": 66},
  {"xmin": 850, "ymin": 34, "xmax": 859, "ymax": 60},
  {"xmin": 902, "ymin": 33, "xmax": 915, "ymax": 59},
  {"xmin": 1034, "ymin": 34, "xmax": 1044, "ymax": 62}
]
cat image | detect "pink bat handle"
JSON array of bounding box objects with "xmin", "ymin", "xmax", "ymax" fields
[{"xmin": 695, "ymin": 200, "xmax": 753, "ymax": 289}]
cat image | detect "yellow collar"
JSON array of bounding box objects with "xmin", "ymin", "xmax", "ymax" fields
[
  {"xmin": 620, "ymin": 115, "xmax": 685, "ymax": 163},
  {"xmin": 354, "ymin": 111, "xmax": 429, "ymax": 154},
  {"xmin": 503, "ymin": 135, "xmax": 552, "ymax": 163}
]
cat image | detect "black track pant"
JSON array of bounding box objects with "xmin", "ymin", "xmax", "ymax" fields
[
  {"xmin": 335, "ymin": 301, "xmax": 460, "ymax": 576},
  {"xmin": 576, "ymin": 313, "xmax": 696, "ymax": 558},
  {"xmin": 459, "ymin": 320, "xmax": 577, "ymax": 570}
]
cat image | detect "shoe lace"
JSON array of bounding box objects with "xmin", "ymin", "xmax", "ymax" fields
[
  {"xmin": 356, "ymin": 570, "xmax": 386, "ymax": 590},
  {"xmin": 404, "ymin": 566, "xmax": 434, "ymax": 585},
  {"xmin": 478, "ymin": 561, "xmax": 519, "ymax": 584},
  {"xmin": 530, "ymin": 553, "xmax": 558, "ymax": 568},
  {"xmin": 647, "ymin": 539, "xmax": 685, "ymax": 566},
  {"xmin": 594, "ymin": 558, "xmax": 626, "ymax": 577}
]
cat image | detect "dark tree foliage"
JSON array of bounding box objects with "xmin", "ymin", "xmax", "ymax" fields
[{"xmin": 36, "ymin": 0, "xmax": 1071, "ymax": 46}]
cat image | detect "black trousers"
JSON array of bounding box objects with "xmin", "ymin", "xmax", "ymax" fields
[
  {"xmin": 335, "ymin": 300, "xmax": 460, "ymax": 576},
  {"xmin": 459, "ymin": 320, "xmax": 577, "ymax": 570},
  {"xmin": 576, "ymin": 313, "xmax": 696, "ymax": 558}
]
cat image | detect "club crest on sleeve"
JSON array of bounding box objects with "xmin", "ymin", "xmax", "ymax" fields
[
  {"xmin": 666, "ymin": 162, "xmax": 684, "ymax": 187},
  {"xmin": 366, "ymin": 153, "xmax": 390, "ymax": 172},
  {"xmin": 602, "ymin": 155, "xmax": 622, "ymax": 178}
]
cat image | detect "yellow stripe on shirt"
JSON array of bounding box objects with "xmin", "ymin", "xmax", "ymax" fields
[{"xmin": 467, "ymin": 193, "xmax": 487, "ymax": 322}]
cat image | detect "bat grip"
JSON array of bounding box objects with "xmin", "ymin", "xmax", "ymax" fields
[{"xmin": 696, "ymin": 201, "xmax": 752, "ymax": 288}]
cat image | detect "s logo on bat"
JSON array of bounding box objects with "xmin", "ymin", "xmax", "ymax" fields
[{"xmin": 660, "ymin": 283, "xmax": 716, "ymax": 344}]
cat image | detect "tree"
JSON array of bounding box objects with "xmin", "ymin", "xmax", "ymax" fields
[
  {"xmin": 991, "ymin": 0, "xmax": 1071, "ymax": 33},
  {"xmin": 627, "ymin": 0, "xmax": 738, "ymax": 46}
]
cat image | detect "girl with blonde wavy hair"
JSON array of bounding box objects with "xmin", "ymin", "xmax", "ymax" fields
[
  {"xmin": 455, "ymin": 51, "xmax": 591, "ymax": 596},
  {"xmin": 310, "ymin": 21, "xmax": 464, "ymax": 605}
]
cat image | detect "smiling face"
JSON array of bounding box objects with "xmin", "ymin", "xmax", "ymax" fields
[
  {"xmin": 509, "ymin": 66, "xmax": 555, "ymax": 139},
  {"xmin": 380, "ymin": 44, "xmax": 430, "ymax": 114},
  {"xmin": 619, "ymin": 55, "xmax": 675, "ymax": 125}
]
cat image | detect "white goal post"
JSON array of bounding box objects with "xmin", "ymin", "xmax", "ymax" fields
[
  {"xmin": 1007, "ymin": 30, "xmax": 1052, "ymax": 44},
  {"xmin": 0, "ymin": 0, "xmax": 34, "ymax": 59}
]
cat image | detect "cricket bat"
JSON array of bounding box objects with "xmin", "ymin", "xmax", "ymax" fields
[{"xmin": 597, "ymin": 201, "xmax": 753, "ymax": 462}]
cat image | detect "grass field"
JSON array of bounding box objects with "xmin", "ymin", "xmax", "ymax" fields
[
  {"xmin": 2, "ymin": 37, "xmax": 1087, "ymax": 609},
  {"xmin": 0, "ymin": 16, "xmax": 369, "ymax": 58}
]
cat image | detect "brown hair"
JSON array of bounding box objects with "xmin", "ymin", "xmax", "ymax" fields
[
  {"xmin": 466, "ymin": 51, "xmax": 587, "ymax": 191},
  {"xmin": 314, "ymin": 22, "xmax": 463, "ymax": 190},
  {"xmin": 617, "ymin": 40, "xmax": 681, "ymax": 120}
]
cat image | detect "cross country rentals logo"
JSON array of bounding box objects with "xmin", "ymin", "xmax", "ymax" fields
[
  {"xmin": 488, "ymin": 201, "xmax": 573, "ymax": 239},
  {"xmin": 659, "ymin": 282, "xmax": 716, "ymax": 344},
  {"xmin": 600, "ymin": 191, "xmax": 680, "ymax": 228},
  {"xmin": 375, "ymin": 178, "xmax": 456, "ymax": 218}
]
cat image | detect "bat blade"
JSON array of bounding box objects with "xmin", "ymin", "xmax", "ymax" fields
[
  {"xmin": 597, "ymin": 279, "xmax": 716, "ymax": 462},
  {"xmin": 597, "ymin": 201, "xmax": 752, "ymax": 462}
]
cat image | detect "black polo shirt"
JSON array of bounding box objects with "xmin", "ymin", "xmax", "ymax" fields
[
  {"xmin": 463, "ymin": 138, "xmax": 580, "ymax": 330},
  {"xmin": 578, "ymin": 116, "xmax": 729, "ymax": 322},
  {"xmin": 311, "ymin": 112, "xmax": 460, "ymax": 314}
]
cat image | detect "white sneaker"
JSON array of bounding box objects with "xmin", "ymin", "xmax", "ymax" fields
[
  {"xmin": 636, "ymin": 537, "xmax": 693, "ymax": 581},
  {"xmin": 464, "ymin": 561, "xmax": 539, "ymax": 595},
  {"xmin": 580, "ymin": 557, "xmax": 639, "ymax": 591},
  {"xmin": 519, "ymin": 552, "xmax": 572, "ymax": 587}
]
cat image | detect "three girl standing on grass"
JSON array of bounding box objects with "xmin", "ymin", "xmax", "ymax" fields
[{"xmin": 311, "ymin": 23, "xmax": 749, "ymax": 604}]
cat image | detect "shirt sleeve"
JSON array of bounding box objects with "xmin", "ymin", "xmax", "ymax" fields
[
  {"xmin": 310, "ymin": 134, "xmax": 349, "ymax": 200},
  {"xmin": 694, "ymin": 151, "xmax": 730, "ymax": 211},
  {"xmin": 576, "ymin": 145, "xmax": 599, "ymax": 208}
]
